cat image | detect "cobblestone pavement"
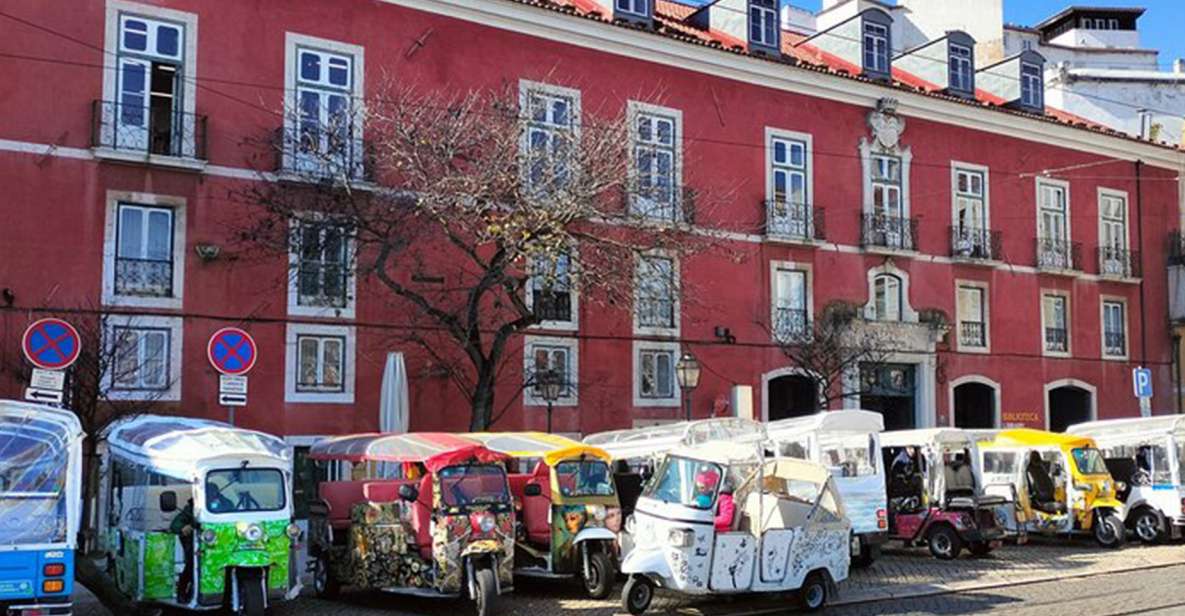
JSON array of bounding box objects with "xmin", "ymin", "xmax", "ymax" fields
[{"xmin": 73, "ymin": 539, "xmax": 1185, "ymax": 615}]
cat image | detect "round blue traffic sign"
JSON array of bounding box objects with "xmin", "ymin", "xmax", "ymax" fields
[
  {"xmin": 207, "ymin": 327, "xmax": 257, "ymax": 376},
  {"xmin": 22, "ymin": 318, "xmax": 81, "ymax": 370}
]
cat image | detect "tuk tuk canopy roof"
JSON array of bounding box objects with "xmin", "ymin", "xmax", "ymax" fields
[
  {"xmin": 309, "ymin": 432, "xmax": 509, "ymax": 472},
  {"xmin": 0, "ymin": 400, "xmax": 85, "ymax": 549},
  {"xmin": 1068, "ymin": 416, "xmax": 1185, "ymax": 443},
  {"xmin": 766, "ymin": 410, "xmax": 884, "ymax": 440},
  {"xmin": 584, "ymin": 418, "xmax": 766, "ymax": 460},
  {"xmin": 670, "ymin": 440, "xmax": 762, "ymax": 466},
  {"xmin": 469, "ymin": 432, "xmax": 612, "ymax": 467},
  {"xmin": 985, "ymin": 428, "xmax": 1097, "ymax": 450},
  {"xmin": 880, "ymin": 428, "xmax": 973, "ymax": 449},
  {"xmin": 103, "ymin": 415, "xmax": 289, "ymax": 479},
  {"xmin": 0, "ymin": 400, "xmax": 84, "ymax": 453}
]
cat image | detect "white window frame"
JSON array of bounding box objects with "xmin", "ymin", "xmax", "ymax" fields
[
  {"xmin": 1021, "ymin": 61, "xmax": 1044, "ymax": 108},
  {"xmin": 1036, "ymin": 178, "xmax": 1072, "ymax": 270},
  {"xmin": 615, "ymin": 0, "xmax": 650, "ymax": 17},
  {"xmin": 632, "ymin": 340, "xmax": 682, "ymax": 408},
  {"xmin": 285, "ymin": 323, "xmax": 356, "ymax": 404},
  {"xmin": 1100, "ymin": 297, "xmax": 1129, "ymax": 360},
  {"xmin": 955, "ymin": 280, "xmax": 990, "ymax": 353},
  {"xmin": 863, "ymin": 263, "xmax": 918, "ymax": 323},
  {"xmin": 283, "ymin": 33, "xmax": 365, "ymax": 177},
  {"xmin": 102, "ymin": 190, "xmax": 186, "ymax": 309},
  {"xmin": 1041, "ymin": 290, "xmax": 1071, "ymax": 357},
  {"xmin": 633, "ymin": 251, "xmax": 681, "ymax": 336},
  {"xmin": 949, "ymin": 43, "xmax": 974, "ymax": 92},
  {"xmin": 520, "ymin": 80, "xmax": 581, "ymax": 197},
  {"xmin": 525, "ymin": 249, "xmax": 579, "ymax": 332},
  {"xmin": 765, "ymin": 127, "xmax": 815, "ymax": 241},
  {"xmin": 1097, "ymin": 188, "xmax": 1131, "ymax": 278},
  {"xmin": 862, "ymin": 21, "xmax": 890, "ymax": 74},
  {"xmin": 100, "ymin": 1, "xmax": 199, "ymax": 165},
  {"xmin": 627, "ymin": 101, "xmax": 683, "ymax": 223},
  {"xmin": 749, "ymin": 0, "xmax": 779, "ymax": 48},
  {"xmin": 103, "ymin": 314, "xmax": 182, "ymax": 401},
  {"xmin": 951, "ymin": 162, "xmax": 990, "ymax": 231},
  {"xmin": 770, "ymin": 261, "xmax": 812, "ymax": 343},
  {"xmin": 287, "ymin": 216, "xmax": 357, "ymax": 319},
  {"xmin": 523, "ymin": 335, "xmax": 579, "ymax": 407}
]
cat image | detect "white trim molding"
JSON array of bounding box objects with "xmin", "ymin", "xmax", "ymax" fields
[
  {"xmin": 947, "ymin": 374, "xmax": 1002, "ymax": 428},
  {"xmin": 954, "ymin": 278, "xmax": 990, "ymax": 354},
  {"xmin": 769, "ymin": 260, "xmax": 813, "ymax": 343},
  {"xmin": 286, "ymin": 215, "xmax": 358, "ymax": 320},
  {"xmin": 760, "ymin": 366, "xmax": 825, "ymax": 421},
  {"xmin": 1043, "ymin": 378, "xmax": 1098, "ymax": 430},
  {"xmin": 284, "ymin": 322, "xmax": 357, "ymax": 404},
  {"xmin": 525, "ymin": 246, "xmax": 580, "ymax": 332},
  {"xmin": 522, "ymin": 335, "xmax": 579, "ymax": 407},
  {"xmin": 1099, "ymin": 294, "xmax": 1130, "ymax": 361},
  {"xmin": 633, "ymin": 250, "xmax": 681, "ymax": 337},
  {"xmin": 1040, "ymin": 288, "xmax": 1072, "ymax": 358},
  {"xmin": 863, "ymin": 261, "xmax": 918, "ymax": 323},
  {"xmin": 282, "ymin": 32, "xmax": 366, "ymax": 175},
  {"xmin": 101, "ymin": 190, "xmax": 187, "ymax": 310},
  {"xmin": 102, "ymin": 313, "xmax": 183, "ymax": 402},
  {"xmin": 627, "ymin": 100, "xmax": 685, "ymax": 223},
  {"xmin": 632, "ymin": 340, "xmax": 682, "ymax": 408}
]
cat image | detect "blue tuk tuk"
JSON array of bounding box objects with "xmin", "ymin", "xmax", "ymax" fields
[{"xmin": 0, "ymin": 400, "xmax": 85, "ymax": 616}]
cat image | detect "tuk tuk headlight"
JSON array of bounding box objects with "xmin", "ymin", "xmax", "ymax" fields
[
  {"xmin": 286, "ymin": 523, "xmax": 301, "ymax": 540},
  {"xmin": 588, "ymin": 505, "xmax": 607, "ymax": 522},
  {"xmin": 200, "ymin": 529, "xmax": 218, "ymax": 545},
  {"xmin": 624, "ymin": 514, "xmax": 636, "ymax": 535},
  {"xmin": 237, "ymin": 522, "xmax": 264, "ymax": 542},
  {"xmin": 668, "ymin": 528, "xmax": 694, "ymax": 548},
  {"xmin": 471, "ymin": 512, "xmax": 497, "ymax": 535}
]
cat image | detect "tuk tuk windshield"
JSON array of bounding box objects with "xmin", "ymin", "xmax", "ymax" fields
[
  {"xmin": 440, "ymin": 465, "xmax": 510, "ymax": 507},
  {"xmin": 205, "ymin": 468, "xmax": 286, "ymax": 513},
  {"xmin": 645, "ymin": 456, "xmax": 723, "ymax": 510},
  {"xmin": 0, "ymin": 433, "xmax": 67, "ymax": 545},
  {"xmin": 1071, "ymin": 448, "xmax": 1108, "ymax": 476},
  {"xmin": 819, "ymin": 434, "xmax": 878, "ymax": 477},
  {"xmin": 555, "ymin": 460, "xmax": 615, "ymax": 497}
]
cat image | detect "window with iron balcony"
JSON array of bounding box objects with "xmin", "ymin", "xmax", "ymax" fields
[
  {"xmin": 766, "ymin": 135, "xmax": 824, "ymax": 242},
  {"xmin": 282, "ymin": 43, "xmax": 368, "ymax": 181},
  {"xmin": 296, "ymin": 221, "xmax": 351, "ymax": 309},
  {"xmin": 114, "ymin": 204, "xmax": 175, "ymax": 298}
]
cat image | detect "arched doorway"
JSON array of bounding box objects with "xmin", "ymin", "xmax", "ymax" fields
[
  {"xmin": 767, "ymin": 374, "xmax": 818, "ymax": 421},
  {"xmin": 953, "ymin": 381, "xmax": 997, "ymax": 429},
  {"xmin": 860, "ymin": 363, "xmax": 917, "ymax": 430},
  {"xmin": 1048, "ymin": 384, "xmax": 1093, "ymax": 432}
]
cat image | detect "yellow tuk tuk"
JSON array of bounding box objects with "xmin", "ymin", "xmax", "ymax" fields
[
  {"xmin": 470, "ymin": 433, "xmax": 621, "ymax": 598},
  {"xmin": 979, "ymin": 429, "xmax": 1126, "ymax": 547}
]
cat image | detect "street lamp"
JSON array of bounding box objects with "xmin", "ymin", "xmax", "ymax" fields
[
  {"xmin": 539, "ymin": 368, "xmax": 565, "ymax": 434},
  {"xmin": 675, "ymin": 351, "xmax": 701, "ymax": 422}
]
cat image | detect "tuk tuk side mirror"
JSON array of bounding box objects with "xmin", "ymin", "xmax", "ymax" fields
[
  {"xmin": 398, "ymin": 484, "xmax": 419, "ymax": 503},
  {"xmin": 159, "ymin": 491, "xmax": 178, "ymax": 513},
  {"xmin": 523, "ymin": 483, "xmax": 543, "ymax": 498}
]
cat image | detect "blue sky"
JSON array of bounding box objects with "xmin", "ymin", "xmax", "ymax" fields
[{"xmin": 691, "ymin": 1, "xmax": 1185, "ymax": 68}]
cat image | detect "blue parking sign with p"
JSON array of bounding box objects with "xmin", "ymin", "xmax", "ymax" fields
[{"xmin": 1132, "ymin": 367, "xmax": 1153, "ymax": 399}]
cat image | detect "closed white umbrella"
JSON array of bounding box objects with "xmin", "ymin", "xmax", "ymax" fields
[{"xmin": 379, "ymin": 352, "xmax": 410, "ymax": 434}]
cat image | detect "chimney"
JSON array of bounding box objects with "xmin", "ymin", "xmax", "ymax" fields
[
  {"xmin": 1137, "ymin": 109, "xmax": 1152, "ymax": 139},
  {"xmin": 1175, "ymin": 58, "xmax": 1185, "ymax": 73}
]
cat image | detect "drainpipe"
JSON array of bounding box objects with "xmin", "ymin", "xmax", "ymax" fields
[{"xmin": 1136, "ymin": 160, "xmax": 1149, "ymax": 368}]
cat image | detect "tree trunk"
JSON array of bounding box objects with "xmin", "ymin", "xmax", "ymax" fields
[{"xmin": 469, "ymin": 363, "xmax": 497, "ymax": 431}]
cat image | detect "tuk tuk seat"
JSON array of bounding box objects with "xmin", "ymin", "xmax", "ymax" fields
[
  {"xmin": 409, "ymin": 474, "xmax": 433, "ymax": 560},
  {"xmin": 1025, "ymin": 453, "xmax": 1066, "ymax": 514},
  {"xmin": 523, "ymin": 463, "xmax": 552, "ymax": 545},
  {"xmin": 319, "ymin": 481, "xmax": 368, "ymax": 529}
]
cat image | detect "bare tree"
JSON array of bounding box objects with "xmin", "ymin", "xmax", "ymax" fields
[
  {"xmin": 771, "ymin": 300, "xmax": 897, "ymax": 411},
  {"xmin": 237, "ymin": 80, "xmax": 725, "ymax": 430}
]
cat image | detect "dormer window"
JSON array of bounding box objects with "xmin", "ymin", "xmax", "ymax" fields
[
  {"xmin": 949, "ymin": 43, "xmax": 974, "ymax": 93},
  {"xmin": 616, "ymin": 0, "xmax": 649, "ymax": 18},
  {"xmin": 1021, "ymin": 62, "xmax": 1044, "ymax": 109},
  {"xmin": 749, "ymin": 0, "xmax": 779, "ymax": 49},
  {"xmin": 863, "ymin": 21, "xmax": 890, "ymax": 75}
]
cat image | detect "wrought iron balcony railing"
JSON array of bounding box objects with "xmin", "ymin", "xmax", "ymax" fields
[
  {"xmin": 114, "ymin": 257, "xmax": 173, "ymax": 297},
  {"xmin": 1104, "ymin": 331, "xmax": 1127, "ymax": 357},
  {"xmin": 1036, "ymin": 237, "xmax": 1082, "ymax": 271},
  {"xmin": 950, "ymin": 226, "xmax": 1002, "ymax": 261},
  {"xmin": 1097, "ymin": 246, "xmax": 1141, "ymax": 279},
  {"xmin": 275, "ymin": 125, "xmax": 372, "ymax": 182},
  {"xmin": 532, "ymin": 289, "xmax": 573, "ymax": 323},
  {"xmin": 959, "ymin": 321, "xmax": 986, "ymax": 348},
  {"xmin": 91, "ymin": 100, "xmax": 207, "ymax": 160},
  {"xmin": 1044, "ymin": 326, "xmax": 1068, "ymax": 353},
  {"xmin": 862, "ymin": 213, "xmax": 918, "ymax": 251},
  {"xmin": 765, "ymin": 201, "xmax": 825, "ymax": 242},
  {"xmin": 773, "ymin": 307, "xmax": 811, "ymax": 343},
  {"xmin": 637, "ymin": 297, "xmax": 676, "ymax": 329}
]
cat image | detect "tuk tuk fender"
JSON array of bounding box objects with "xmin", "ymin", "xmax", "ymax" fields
[
  {"xmin": 619, "ymin": 546, "xmax": 672, "ymax": 583},
  {"xmin": 1088, "ymin": 497, "xmax": 1125, "ymax": 516},
  {"xmin": 572, "ymin": 527, "xmax": 616, "ymax": 546},
  {"xmin": 464, "ymin": 552, "xmax": 502, "ymax": 599}
]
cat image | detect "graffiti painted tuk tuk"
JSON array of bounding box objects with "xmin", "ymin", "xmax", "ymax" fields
[
  {"xmin": 97, "ymin": 416, "xmax": 298, "ymax": 615},
  {"xmin": 0, "ymin": 400, "xmax": 84, "ymax": 616},
  {"xmin": 1069, "ymin": 416, "xmax": 1185, "ymax": 543},
  {"xmin": 470, "ymin": 432, "xmax": 621, "ymax": 598},
  {"xmin": 621, "ymin": 440, "xmax": 850, "ymax": 614},
  {"xmin": 979, "ymin": 428, "xmax": 1126, "ymax": 548},
  {"xmin": 766, "ymin": 411, "xmax": 888, "ymax": 567},
  {"xmin": 307, "ymin": 433, "xmax": 514, "ymax": 616}
]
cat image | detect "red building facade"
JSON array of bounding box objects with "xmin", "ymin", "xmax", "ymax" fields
[{"xmin": 0, "ymin": 0, "xmax": 1182, "ymax": 443}]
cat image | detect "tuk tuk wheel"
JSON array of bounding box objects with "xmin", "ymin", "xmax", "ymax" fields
[
  {"xmin": 235, "ymin": 569, "xmax": 266, "ymax": 616},
  {"xmin": 621, "ymin": 575, "xmax": 655, "ymax": 616},
  {"xmin": 313, "ymin": 555, "xmax": 340, "ymax": 598},
  {"xmin": 1094, "ymin": 513, "xmax": 1126, "ymax": 549},
  {"xmin": 473, "ymin": 567, "xmax": 496, "ymax": 616},
  {"xmin": 582, "ymin": 551, "xmax": 615, "ymax": 599},
  {"xmin": 926, "ymin": 525, "xmax": 963, "ymax": 560},
  {"xmin": 1132, "ymin": 509, "xmax": 1163, "ymax": 544},
  {"xmin": 800, "ymin": 572, "xmax": 828, "ymax": 612}
]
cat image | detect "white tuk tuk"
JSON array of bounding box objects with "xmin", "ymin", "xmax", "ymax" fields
[
  {"xmin": 765, "ymin": 411, "xmax": 887, "ymax": 566},
  {"xmin": 1069, "ymin": 416, "xmax": 1185, "ymax": 543},
  {"xmin": 620, "ymin": 440, "xmax": 850, "ymax": 614}
]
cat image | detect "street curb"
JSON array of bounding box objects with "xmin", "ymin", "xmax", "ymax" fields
[{"xmin": 719, "ymin": 556, "xmax": 1185, "ymax": 616}]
